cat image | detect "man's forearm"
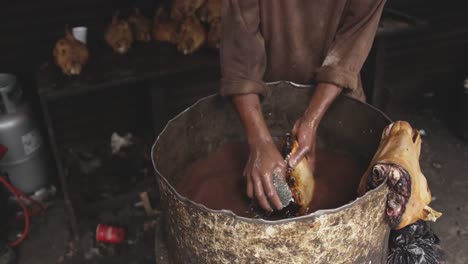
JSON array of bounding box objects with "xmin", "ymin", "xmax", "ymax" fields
[
  {"xmin": 304, "ymin": 83, "xmax": 343, "ymax": 128},
  {"xmin": 232, "ymin": 94, "xmax": 272, "ymax": 146}
]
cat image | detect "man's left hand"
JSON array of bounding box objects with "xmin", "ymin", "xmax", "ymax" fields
[
  {"xmin": 289, "ymin": 112, "xmax": 317, "ymax": 171},
  {"xmin": 288, "ymin": 82, "xmax": 343, "ymax": 170}
]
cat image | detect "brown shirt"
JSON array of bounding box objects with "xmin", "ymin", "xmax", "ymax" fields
[{"xmin": 220, "ymin": 0, "xmax": 386, "ymax": 101}]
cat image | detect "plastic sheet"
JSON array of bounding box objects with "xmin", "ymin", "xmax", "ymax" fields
[{"xmin": 388, "ymin": 220, "xmax": 445, "ymax": 264}]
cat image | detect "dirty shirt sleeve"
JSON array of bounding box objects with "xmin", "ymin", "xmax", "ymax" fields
[
  {"xmin": 220, "ymin": 0, "xmax": 269, "ymax": 97},
  {"xmin": 316, "ymin": 0, "xmax": 387, "ymax": 92}
]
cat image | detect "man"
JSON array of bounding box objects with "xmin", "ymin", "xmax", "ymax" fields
[{"xmin": 220, "ymin": 1, "xmax": 386, "ymax": 211}]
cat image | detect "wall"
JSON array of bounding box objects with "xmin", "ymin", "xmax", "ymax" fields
[
  {"xmin": 381, "ymin": 1, "xmax": 468, "ymax": 104},
  {"xmin": 0, "ymin": 0, "xmax": 160, "ymax": 106},
  {"xmin": 1, "ymin": 0, "xmax": 468, "ymax": 110}
]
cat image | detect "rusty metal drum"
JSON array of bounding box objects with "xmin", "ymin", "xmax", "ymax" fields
[{"xmin": 152, "ymin": 82, "xmax": 392, "ymax": 263}]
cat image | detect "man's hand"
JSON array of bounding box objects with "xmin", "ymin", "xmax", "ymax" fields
[
  {"xmin": 232, "ymin": 93, "xmax": 285, "ymax": 211},
  {"xmin": 290, "ymin": 116, "xmax": 318, "ymax": 171},
  {"xmin": 289, "ymin": 83, "xmax": 343, "ymax": 169},
  {"xmin": 244, "ymin": 138, "xmax": 286, "ymax": 211}
]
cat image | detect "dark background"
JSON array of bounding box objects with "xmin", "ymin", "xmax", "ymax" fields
[
  {"xmin": 1, "ymin": 0, "xmax": 468, "ymax": 145},
  {"xmin": 1, "ymin": 0, "xmax": 468, "ymax": 106},
  {"xmin": 1, "ymin": 1, "xmax": 468, "ymax": 99},
  {"xmin": 1, "ymin": 1, "xmax": 468, "ymax": 262}
]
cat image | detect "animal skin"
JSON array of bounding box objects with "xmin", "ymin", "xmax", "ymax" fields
[
  {"xmin": 53, "ymin": 28, "xmax": 89, "ymax": 75},
  {"xmin": 197, "ymin": 0, "xmax": 220, "ymax": 23},
  {"xmin": 171, "ymin": 0, "xmax": 206, "ymax": 20},
  {"xmin": 177, "ymin": 16, "xmax": 206, "ymax": 55},
  {"xmin": 281, "ymin": 134, "xmax": 315, "ymax": 216},
  {"xmin": 128, "ymin": 8, "xmax": 152, "ymax": 42},
  {"xmin": 358, "ymin": 121, "xmax": 442, "ymax": 229},
  {"xmin": 104, "ymin": 12, "xmax": 134, "ymax": 54},
  {"xmin": 153, "ymin": 7, "xmax": 180, "ymax": 44}
]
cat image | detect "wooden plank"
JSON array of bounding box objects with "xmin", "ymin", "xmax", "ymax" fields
[{"xmin": 37, "ymin": 44, "xmax": 219, "ymax": 101}]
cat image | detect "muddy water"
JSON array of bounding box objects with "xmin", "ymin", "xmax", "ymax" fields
[{"xmin": 177, "ymin": 142, "xmax": 365, "ymax": 219}]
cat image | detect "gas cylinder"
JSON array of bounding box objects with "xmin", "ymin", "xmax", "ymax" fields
[{"xmin": 0, "ymin": 73, "xmax": 50, "ymax": 194}]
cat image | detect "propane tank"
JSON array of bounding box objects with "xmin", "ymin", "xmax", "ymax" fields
[{"xmin": 0, "ymin": 73, "xmax": 50, "ymax": 194}]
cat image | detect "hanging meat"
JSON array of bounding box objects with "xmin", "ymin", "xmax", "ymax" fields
[
  {"xmin": 128, "ymin": 8, "xmax": 152, "ymax": 42},
  {"xmin": 104, "ymin": 12, "xmax": 134, "ymax": 54},
  {"xmin": 53, "ymin": 27, "xmax": 89, "ymax": 75},
  {"xmin": 358, "ymin": 121, "xmax": 442, "ymax": 229},
  {"xmin": 171, "ymin": 0, "xmax": 206, "ymax": 20},
  {"xmin": 197, "ymin": 0, "xmax": 221, "ymax": 49},
  {"xmin": 177, "ymin": 16, "xmax": 206, "ymax": 55},
  {"xmin": 197, "ymin": 0, "xmax": 220, "ymax": 23},
  {"xmin": 152, "ymin": 7, "xmax": 180, "ymax": 45}
]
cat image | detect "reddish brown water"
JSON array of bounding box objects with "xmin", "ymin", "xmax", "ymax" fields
[{"xmin": 177, "ymin": 142, "xmax": 365, "ymax": 219}]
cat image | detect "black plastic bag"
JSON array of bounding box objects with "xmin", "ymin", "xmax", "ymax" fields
[{"xmin": 388, "ymin": 220, "xmax": 446, "ymax": 264}]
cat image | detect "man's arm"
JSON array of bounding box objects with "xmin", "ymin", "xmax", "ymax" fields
[
  {"xmin": 289, "ymin": 83, "xmax": 342, "ymax": 168},
  {"xmin": 289, "ymin": 0, "xmax": 387, "ymax": 168},
  {"xmin": 220, "ymin": 0, "xmax": 268, "ymax": 97},
  {"xmin": 220, "ymin": 0, "xmax": 285, "ymax": 211},
  {"xmin": 315, "ymin": 0, "xmax": 387, "ymax": 93},
  {"xmin": 232, "ymin": 94, "xmax": 285, "ymax": 211}
]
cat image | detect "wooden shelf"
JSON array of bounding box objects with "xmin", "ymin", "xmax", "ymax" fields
[
  {"xmin": 36, "ymin": 43, "xmax": 219, "ymax": 101},
  {"xmin": 35, "ymin": 8, "xmax": 420, "ymax": 102}
]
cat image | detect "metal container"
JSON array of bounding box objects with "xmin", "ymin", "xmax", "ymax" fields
[
  {"xmin": 0, "ymin": 73, "xmax": 50, "ymax": 194},
  {"xmin": 152, "ymin": 82, "xmax": 392, "ymax": 263}
]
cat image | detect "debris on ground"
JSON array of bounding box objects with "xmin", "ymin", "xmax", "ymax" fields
[
  {"xmin": 111, "ymin": 132, "xmax": 134, "ymax": 154},
  {"xmin": 432, "ymin": 162, "xmax": 443, "ymax": 169}
]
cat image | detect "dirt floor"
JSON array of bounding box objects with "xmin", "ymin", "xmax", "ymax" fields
[
  {"xmin": 4, "ymin": 99, "xmax": 468, "ymax": 264},
  {"xmin": 13, "ymin": 200, "xmax": 159, "ymax": 264}
]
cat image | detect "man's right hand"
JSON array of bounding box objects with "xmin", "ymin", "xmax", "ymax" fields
[
  {"xmin": 244, "ymin": 138, "xmax": 287, "ymax": 211},
  {"xmin": 232, "ymin": 93, "xmax": 286, "ymax": 211}
]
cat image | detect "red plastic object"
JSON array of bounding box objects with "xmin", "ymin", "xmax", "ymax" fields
[{"xmin": 96, "ymin": 224, "xmax": 125, "ymax": 244}]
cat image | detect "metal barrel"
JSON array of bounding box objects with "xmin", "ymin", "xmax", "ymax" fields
[{"xmin": 153, "ymin": 82, "xmax": 392, "ymax": 263}]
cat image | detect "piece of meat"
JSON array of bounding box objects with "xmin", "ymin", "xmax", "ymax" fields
[
  {"xmin": 177, "ymin": 16, "xmax": 206, "ymax": 55},
  {"xmin": 207, "ymin": 18, "xmax": 221, "ymax": 49},
  {"xmin": 197, "ymin": 0, "xmax": 220, "ymax": 23},
  {"xmin": 128, "ymin": 8, "xmax": 152, "ymax": 42},
  {"xmin": 152, "ymin": 7, "xmax": 180, "ymax": 44},
  {"xmin": 358, "ymin": 121, "xmax": 442, "ymax": 229},
  {"xmin": 104, "ymin": 12, "xmax": 134, "ymax": 54},
  {"xmin": 53, "ymin": 27, "xmax": 89, "ymax": 75},
  {"xmin": 281, "ymin": 134, "xmax": 315, "ymax": 216},
  {"xmin": 171, "ymin": 0, "xmax": 206, "ymax": 20}
]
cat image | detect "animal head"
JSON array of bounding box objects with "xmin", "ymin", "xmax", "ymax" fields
[
  {"xmin": 53, "ymin": 28, "xmax": 89, "ymax": 75},
  {"xmin": 359, "ymin": 121, "xmax": 442, "ymax": 229},
  {"xmin": 129, "ymin": 8, "xmax": 152, "ymax": 42},
  {"xmin": 105, "ymin": 12, "xmax": 134, "ymax": 54},
  {"xmin": 177, "ymin": 16, "xmax": 206, "ymax": 55},
  {"xmin": 153, "ymin": 6, "xmax": 180, "ymax": 44}
]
